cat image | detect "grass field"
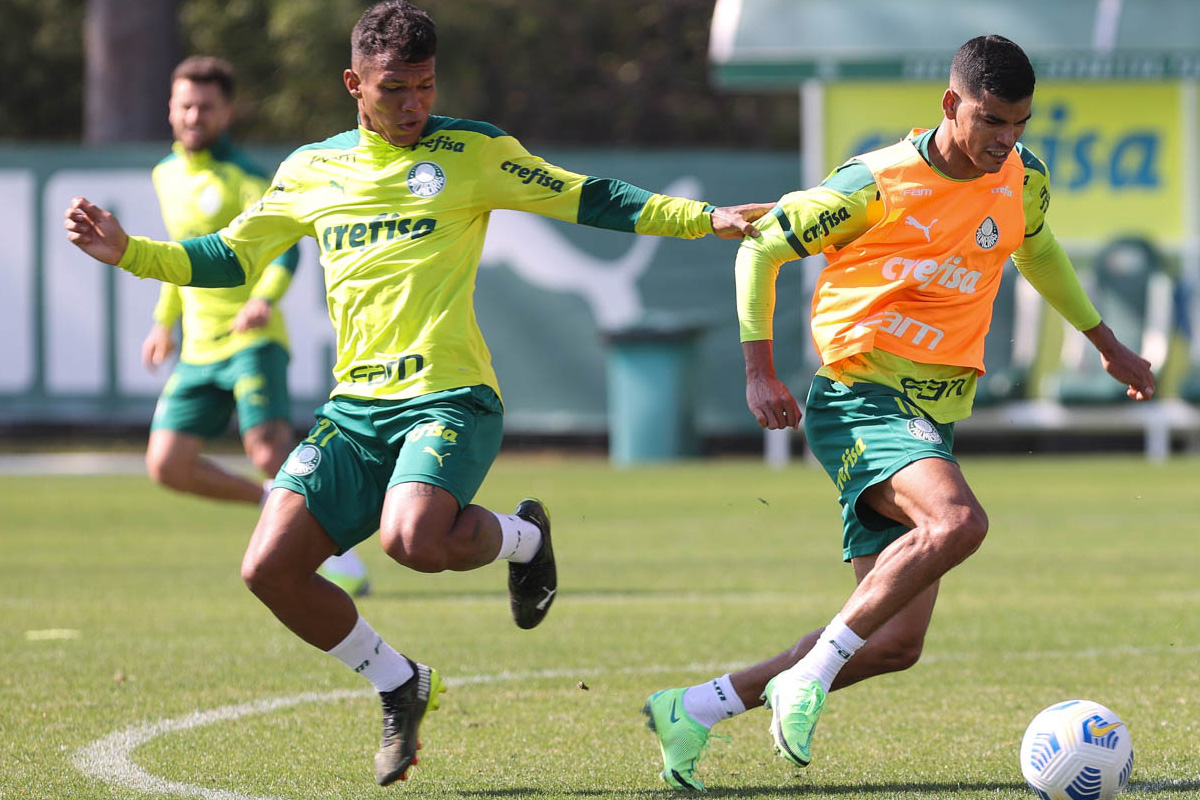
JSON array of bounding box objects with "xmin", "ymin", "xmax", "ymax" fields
[{"xmin": 3, "ymin": 453, "xmax": 1199, "ymax": 800}]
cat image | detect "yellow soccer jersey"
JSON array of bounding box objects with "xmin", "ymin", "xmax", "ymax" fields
[
  {"xmin": 119, "ymin": 117, "xmax": 717, "ymax": 403},
  {"xmin": 736, "ymin": 128, "xmax": 1100, "ymax": 422},
  {"xmin": 151, "ymin": 137, "xmax": 299, "ymax": 364}
]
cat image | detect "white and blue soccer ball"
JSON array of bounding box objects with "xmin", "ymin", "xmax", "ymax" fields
[{"xmin": 1020, "ymin": 700, "xmax": 1134, "ymax": 800}]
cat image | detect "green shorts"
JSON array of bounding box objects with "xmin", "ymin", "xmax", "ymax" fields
[
  {"xmin": 271, "ymin": 386, "xmax": 505, "ymax": 552},
  {"xmin": 804, "ymin": 375, "xmax": 957, "ymax": 561},
  {"xmin": 150, "ymin": 342, "xmax": 291, "ymax": 438}
]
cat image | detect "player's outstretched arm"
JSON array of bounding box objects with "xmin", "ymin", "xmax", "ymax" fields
[
  {"xmin": 711, "ymin": 203, "xmax": 776, "ymax": 240},
  {"xmin": 64, "ymin": 197, "xmax": 129, "ymax": 265},
  {"xmin": 1083, "ymin": 321, "xmax": 1156, "ymax": 401}
]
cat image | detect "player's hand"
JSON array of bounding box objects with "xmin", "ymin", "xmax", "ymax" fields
[
  {"xmin": 747, "ymin": 375, "xmax": 801, "ymax": 430},
  {"xmin": 1102, "ymin": 347, "xmax": 1155, "ymax": 401},
  {"xmin": 1085, "ymin": 321, "xmax": 1156, "ymax": 401},
  {"xmin": 710, "ymin": 203, "xmax": 776, "ymax": 240},
  {"xmin": 141, "ymin": 324, "xmax": 177, "ymax": 371},
  {"xmin": 63, "ymin": 196, "xmax": 129, "ymax": 265},
  {"xmin": 232, "ymin": 298, "xmax": 273, "ymax": 332},
  {"xmin": 742, "ymin": 341, "xmax": 800, "ymax": 429}
]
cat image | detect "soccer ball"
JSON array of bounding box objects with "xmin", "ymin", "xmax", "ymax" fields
[{"xmin": 1019, "ymin": 700, "xmax": 1134, "ymax": 800}]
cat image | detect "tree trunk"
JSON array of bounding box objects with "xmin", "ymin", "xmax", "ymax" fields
[{"xmin": 84, "ymin": 0, "xmax": 179, "ymax": 142}]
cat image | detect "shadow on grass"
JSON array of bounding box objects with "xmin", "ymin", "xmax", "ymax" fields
[{"xmin": 456, "ymin": 779, "xmax": 1200, "ymax": 797}]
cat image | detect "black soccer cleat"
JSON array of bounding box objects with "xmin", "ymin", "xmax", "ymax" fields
[
  {"xmin": 374, "ymin": 661, "xmax": 445, "ymax": 786},
  {"xmin": 508, "ymin": 498, "xmax": 556, "ymax": 629}
]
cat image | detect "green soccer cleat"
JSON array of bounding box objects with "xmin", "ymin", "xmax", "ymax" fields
[
  {"xmin": 642, "ymin": 688, "xmax": 717, "ymax": 791},
  {"xmin": 762, "ymin": 673, "xmax": 827, "ymax": 768}
]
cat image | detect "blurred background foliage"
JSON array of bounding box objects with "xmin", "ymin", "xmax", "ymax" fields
[{"xmin": 2, "ymin": 0, "xmax": 798, "ymax": 148}]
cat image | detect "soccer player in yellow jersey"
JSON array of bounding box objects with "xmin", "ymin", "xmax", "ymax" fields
[
  {"xmin": 143, "ymin": 56, "xmax": 371, "ymax": 597},
  {"xmin": 64, "ymin": 1, "xmax": 770, "ymax": 786},
  {"xmin": 143, "ymin": 56, "xmax": 296, "ymax": 506},
  {"xmin": 642, "ymin": 36, "xmax": 1157, "ymax": 790}
]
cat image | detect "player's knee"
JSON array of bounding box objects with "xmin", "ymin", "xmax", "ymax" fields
[
  {"xmin": 240, "ymin": 548, "xmax": 295, "ymax": 602},
  {"xmin": 873, "ymin": 643, "xmax": 923, "ymax": 675},
  {"xmin": 860, "ymin": 632, "xmax": 925, "ymax": 677},
  {"xmin": 380, "ymin": 524, "xmax": 452, "ymax": 573},
  {"xmin": 240, "ymin": 551, "xmax": 272, "ymax": 597},
  {"xmin": 145, "ymin": 450, "xmax": 187, "ymax": 490},
  {"xmin": 928, "ymin": 504, "xmax": 989, "ymax": 561}
]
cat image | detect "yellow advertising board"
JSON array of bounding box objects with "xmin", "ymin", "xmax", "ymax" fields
[{"xmin": 824, "ymin": 82, "xmax": 1184, "ymax": 242}]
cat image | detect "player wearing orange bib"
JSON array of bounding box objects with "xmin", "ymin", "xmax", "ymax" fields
[{"xmin": 643, "ymin": 35, "xmax": 1156, "ymax": 790}]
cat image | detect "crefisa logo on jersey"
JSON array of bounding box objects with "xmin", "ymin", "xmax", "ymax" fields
[
  {"xmin": 907, "ymin": 417, "xmax": 942, "ymax": 444},
  {"xmin": 407, "ymin": 161, "xmax": 446, "ymax": 197},
  {"xmin": 975, "ymin": 216, "xmax": 1000, "ymax": 249}
]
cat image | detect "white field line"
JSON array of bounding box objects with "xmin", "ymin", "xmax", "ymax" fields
[
  {"xmin": 73, "ymin": 647, "xmax": 1200, "ymax": 800},
  {"xmin": 71, "ymin": 660, "xmax": 734, "ymax": 800},
  {"xmin": 0, "ymin": 452, "xmax": 249, "ymax": 476}
]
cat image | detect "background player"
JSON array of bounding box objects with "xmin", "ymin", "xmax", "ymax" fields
[
  {"xmin": 642, "ymin": 34, "xmax": 1155, "ymax": 791},
  {"xmin": 65, "ymin": 1, "xmax": 772, "ymax": 787},
  {"xmin": 143, "ymin": 55, "xmax": 369, "ymax": 595}
]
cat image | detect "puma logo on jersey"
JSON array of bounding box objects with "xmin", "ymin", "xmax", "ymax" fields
[
  {"xmin": 422, "ymin": 447, "xmax": 449, "ymax": 467},
  {"xmin": 904, "ymin": 215, "xmax": 938, "ymax": 242}
]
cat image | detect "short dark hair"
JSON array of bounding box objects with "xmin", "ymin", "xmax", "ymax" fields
[
  {"xmin": 172, "ymin": 55, "xmax": 236, "ymax": 100},
  {"xmin": 950, "ymin": 35, "xmax": 1035, "ymax": 103},
  {"xmin": 351, "ymin": 1, "xmax": 437, "ymax": 64}
]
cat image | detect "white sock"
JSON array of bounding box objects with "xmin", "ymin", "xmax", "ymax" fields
[
  {"xmin": 682, "ymin": 674, "xmax": 747, "ymax": 729},
  {"xmin": 492, "ymin": 511, "xmax": 542, "ymax": 564},
  {"xmin": 326, "ymin": 616, "xmax": 413, "ymax": 693},
  {"xmin": 789, "ymin": 614, "xmax": 867, "ymax": 693},
  {"xmin": 260, "ymin": 479, "xmax": 273, "ymax": 507},
  {"xmin": 322, "ymin": 548, "xmax": 368, "ymax": 579}
]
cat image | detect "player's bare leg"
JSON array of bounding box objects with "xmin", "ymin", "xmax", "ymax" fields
[
  {"xmin": 240, "ymin": 489, "xmax": 350, "ymax": 647},
  {"xmin": 378, "ymin": 482, "xmax": 503, "ymax": 572},
  {"xmin": 146, "ymin": 429, "xmax": 263, "ymax": 503},
  {"xmin": 246, "ymin": 419, "xmax": 374, "ymax": 596},
  {"xmin": 647, "ymin": 457, "xmax": 986, "ymax": 785},
  {"xmin": 379, "ymin": 482, "xmax": 556, "ymax": 627},
  {"xmin": 240, "ymin": 489, "xmax": 441, "ymax": 786},
  {"xmin": 728, "ymin": 570, "xmax": 939, "ymax": 708},
  {"xmin": 762, "ymin": 457, "xmax": 987, "ymax": 766}
]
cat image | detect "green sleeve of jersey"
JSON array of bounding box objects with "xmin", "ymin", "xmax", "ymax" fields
[
  {"xmin": 180, "ymin": 234, "xmax": 249, "ymax": 287},
  {"xmin": 577, "ymin": 178, "xmax": 654, "ymax": 230},
  {"xmin": 117, "ymin": 236, "xmax": 194, "ymax": 284},
  {"xmin": 151, "ymin": 283, "xmax": 182, "ymax": 326},
  {"xmin": 250, "ymin": 263, "xmax": 294, "ymax": 305},
  {"xmin": 484, "ymin": 136, "xmax": 712, "ymax": 237},
  {"xmin": 1012, "ymin": 223, "xmax": 1101, "ymax": 331},
  {"xmin": 270, "ymin": 244, "xmax": 300, "ymax": 272}
]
